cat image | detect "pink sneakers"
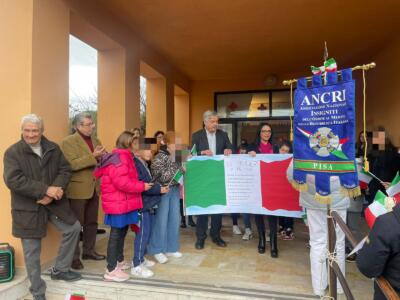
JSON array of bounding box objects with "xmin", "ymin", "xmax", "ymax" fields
[{"xmin": 104, "ymin": 267, "xmax": 130, "ymax": 282}]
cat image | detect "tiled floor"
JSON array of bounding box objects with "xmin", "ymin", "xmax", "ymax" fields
[{"xmin": 76, "ymin": 216, "xmax": 373, "ymax": 299}]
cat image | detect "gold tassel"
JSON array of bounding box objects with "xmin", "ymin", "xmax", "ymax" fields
[
  {"xmin": 290, "ymin": 181, "xmax": 308, "ymax": 192},
  {"xmin": 340, "ymin": 186, "xmax": 361, "ymax": 198},
  {"xmin": 315, "ymin": 193, "xmax": 332, "ymax": 204},
  {"xmin": 363, "ymin": 160, "xmax": 369, "ymax": 173}
]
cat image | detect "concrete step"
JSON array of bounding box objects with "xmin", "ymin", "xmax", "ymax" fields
[{"xmin": 38, "ymin": 271, "xmax": 318, "ymax": 300}]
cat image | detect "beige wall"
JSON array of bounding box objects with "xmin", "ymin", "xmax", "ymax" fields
[
  {"xmin": 146, "ymin": 78, "xmax": 167, "ymax": 136},
  {"xmin": 174, "ymin": 94, "xmax": 190, "ymax": 146},
  {"xmin": 0, "ymin": 0, "xmax": 69, "ymax": 267}
]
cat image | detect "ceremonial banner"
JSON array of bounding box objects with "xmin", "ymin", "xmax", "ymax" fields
[
  {"xmin": 292, "ymin": 69, "xmax": 360, "ymax": 202},
  {"xmin": 184, "ymin": 154, "xmax": 302, "ymax": 217}
]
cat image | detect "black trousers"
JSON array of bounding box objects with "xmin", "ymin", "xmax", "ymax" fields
[
  {"xmin": 279, "ymin": 217, "xmax": 294, "ymax": 230},
  {"xmin": 106, "ymin": 226, "xmax": 128, "ymax": 272},
  {"xmin": 196, "ymin": 214, "xmax": 222, "ymax": 240},
  {"xmin": 255, "ymin": 215, "xmax": 278, "ymax": 237}
]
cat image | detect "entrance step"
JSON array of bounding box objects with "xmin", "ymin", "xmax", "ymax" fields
[{"xmin": 37, "ymin": 271, "xmax": 318, "ymax": 300}]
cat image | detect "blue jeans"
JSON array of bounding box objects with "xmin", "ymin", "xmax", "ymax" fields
[
  {"xmin": 243, "ymin": 214, "xmax": 252, "ymax": 229},
  {"xmin": 133, "ymin": 211, "xmax": 153, "ymax": 267},
  {"xmin": 232, "ymin": 214, "xmax": 252, "ymax": 229},
  {"xmin": 147, "ymin": 185, "xmax": 180, "ymax": 254}
]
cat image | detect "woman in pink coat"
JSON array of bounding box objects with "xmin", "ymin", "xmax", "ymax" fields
[{"xmin": 94, "ymin": 131, "xmax": 152, "ymax": 282}]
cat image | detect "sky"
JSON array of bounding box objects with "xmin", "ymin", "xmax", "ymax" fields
[{"xmin": 69, "ymin": 35, "xmax": 98, "ymax": 114}]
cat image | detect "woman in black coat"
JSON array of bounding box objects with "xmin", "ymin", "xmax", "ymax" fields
[{"xmin": 247, "ymin": 122, "xmax": 279, "ymax": 258}]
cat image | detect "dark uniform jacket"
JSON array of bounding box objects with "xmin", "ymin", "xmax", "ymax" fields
[
  {"xmin": 133, "ymin": 156, "xmax": 162, "ymax": 211},
  {"xmin": 3, "ymin": 136, "xmax": 77, "ymax": 239},
  {"xmin": 191, "ymin": 129, "xmax": 233, "ymax": 155},
  {"xmin": 356, "ymin": 204, "xmax": 400, "ymax": 300}
]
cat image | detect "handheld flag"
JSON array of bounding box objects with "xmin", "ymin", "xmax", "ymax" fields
[
  {"xmin": 364, "ymin": 190, "xmax": 398, "ymax": 228},
  {"xmin": 386, "ymin": 172, "xmax": 400, "ymax": 201},
  {"xmin": 356, "ymin": 158, "xmax": 372, "ymax": 189},
  {"xmin": 168, "ymin": 169, "xmax": 183, "ymax": 187},
  {"xmin": 190, "ymin": 144, "xmax": 197, "ymax": 156}
]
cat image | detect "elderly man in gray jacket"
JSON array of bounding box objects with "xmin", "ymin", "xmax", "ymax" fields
[
  {"xmin": 3, "ymin": 114, "xmax": 82, "ymax": 300},
  {"xmin": 287, "ymin": 161, "xmax": 349, "ymax": 297}
]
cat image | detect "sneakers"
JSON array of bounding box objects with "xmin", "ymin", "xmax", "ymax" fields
[
  {"xmin": 242, "ymin": 228, "xmax": 253, "ymax": 240},
  {"xmin": 104, "ymin": 267, "xmax": 130, "ymax": 282},
  {"xmin": 282, "ymin": 229, "xmax": 294, "ymax": 241},
  {"xmin": 166, "ymin": 252, "xmax": 183, "ymax": 258},
  {"xmin": 50, "ymin": 268, "xmax": 82, "ymax": 282},
  {"xmin": 131, "ymin": 265, "xmax": 154, "ymax": 278},
  {"xmin": 154, "ymin": 253, "xmax": 168, "ymax": 264},
  {"xmin": 117, "ymin": 260, "xmax": 131, "ymax": 270},
  {"xmin": 141, "ymin": 258, "xmax": 156, "ymax": 268},
  {"xmin": 232, "ymin": 225, "xmax": 242, "ymax": 235}
]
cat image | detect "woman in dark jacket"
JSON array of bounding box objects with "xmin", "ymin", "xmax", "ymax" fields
[{"xmin": 247, "ymin": 123, "xmax": 279, "ymax": 258}]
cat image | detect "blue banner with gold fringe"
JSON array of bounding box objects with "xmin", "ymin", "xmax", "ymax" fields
[{"xmin": 292, "ymin": 69, "xmax": 360, "ymax": 203}]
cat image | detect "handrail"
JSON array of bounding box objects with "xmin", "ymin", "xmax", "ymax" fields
[{"xmin": 330, "ymin": 211, "xmax": 400, "ymax": 300}]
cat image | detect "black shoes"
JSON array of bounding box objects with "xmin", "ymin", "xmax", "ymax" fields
[
  {"xmin": 195, "ymin": 239, "xmax": 205, "ymax": 250},
  {"xmin": 212, "ymin": 237, "xmax": 227, "ymax": 247},
  {"xmin": 50, "ymin": 268, "xmax": 82, "ymax": 282},
  {"xmin": 82, "ymin": 252, "xmax": 106, "ymax": 260},
  {"xmin": 34, "ymin": 295, "xmax": 46, "ymax": 300},
  {"xmin": 181, "ymin": 220, "xmax": 187, "ymax": 228},
  {"xmin": 258, "ymin": 232, "xmax": 266, "ymax": 254},
  {"xmin": 71, "ymin": 259, "xmax": 84, "ymax": 270},
  {"xmin": 188, "ymin": 217, "xmax": 196, "ymax": 227},
  {"xmin": 270, "ymin": 233, "xmax": 279, "ymax": 258}
]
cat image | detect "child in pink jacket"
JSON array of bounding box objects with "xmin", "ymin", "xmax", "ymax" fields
[{"xmin": 94, "ymin": 131, "xmax": 152, "ymax": 282}]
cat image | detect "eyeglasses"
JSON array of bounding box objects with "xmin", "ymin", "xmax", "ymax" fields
[
  {"xmin": 81, "ymin": 123, "xmax": 95, "ymax": 128},
  {"xmin": 261, "ymin": 130, "xmax": 271, "ymax": 133}
]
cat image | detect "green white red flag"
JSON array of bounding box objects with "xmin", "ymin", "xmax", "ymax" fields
[
  {"xmin": 356, "ymin": 158, "xmax": 372, "ymax": 189},
  {"xmin": 386, "ymin": 172, "xmax": 400, "ymax": 201},
  {"xmin": 364, "ymin": 190, "xmax": 397, "ymax": 228},
  {"xmin": 324, "ymin": 58, "xmax": 337, "ymax": 72}
]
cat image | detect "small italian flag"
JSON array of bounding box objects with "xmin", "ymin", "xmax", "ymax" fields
[
  {"xmin": 356, "ymin": 158, "xmax": 372, "ymax": 189},
  {"xmin": 324, "ymin": 58, "xmax": 337, "ymax": 72},
  {"xmin": 364, "ymin": 190, "xmax": 397, "ymax": 228},
  {"xmin": 311, "ymin": 65, "xmax": 325, "ymax": 75},
  {"xmin": 173, "ymin": 170, "xmax": 184, "ymax": 185},
  {"xmin": 190, "ymin": 144, "xmax": 197, "ymax": 156},
  {"xmin": 65, "ymin": 294, "xmax": 85, "ymax": 300},
  {"xmin": 387, "ymin": 172, "xmax": 400, "ymax": 201}
]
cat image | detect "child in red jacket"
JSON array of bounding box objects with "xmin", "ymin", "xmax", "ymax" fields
[{"xmin": 94, "ymin": 131, "xmax": 152, "ymax": 282}]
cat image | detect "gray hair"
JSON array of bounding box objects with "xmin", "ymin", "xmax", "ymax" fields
[
  {"xmin": 73, "ymin": 112, "xmax": 92, "ymax": 127},
  {"xmin": 203, "ymin": 110, "xmax": 218, "ymax": 123},
  {"xmin": 21, "ymin": 114, "xmax": 44, "ymax": 131}
]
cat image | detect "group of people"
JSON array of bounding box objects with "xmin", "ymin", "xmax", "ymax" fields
[{"xmin": 3, "ymin": 110, "xmax": 400, "ymax": 300}]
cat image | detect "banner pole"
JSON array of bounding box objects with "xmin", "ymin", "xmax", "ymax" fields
[
  {"xmin": 282, "ymin": 62, "xmax": 376, "ymax": 86},
  {"xmin": 327, "ymin": 205, "xmax": 337, "ymax": 300}
]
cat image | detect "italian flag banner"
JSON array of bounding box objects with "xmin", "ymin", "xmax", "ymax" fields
[{"xmin": 184, "ymin": 154, "xmax": 302, "ymax": 217}]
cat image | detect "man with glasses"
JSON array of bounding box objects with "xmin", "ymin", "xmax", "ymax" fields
[{"xmin": 61, "ymin": 112, "xmax": 106, "ymax": 270}]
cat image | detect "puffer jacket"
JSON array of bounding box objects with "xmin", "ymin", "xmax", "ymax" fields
[
  {"xmin": 94, "ymin": 148, "xmax": 144, "ymax": 214},
  {"xmin": 287, "ymin": 160, "xmax": 350, "ymax": 210}
]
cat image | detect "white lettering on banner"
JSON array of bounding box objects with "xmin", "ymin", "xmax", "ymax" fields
[
  {"xmin": 300, "ymin": 89, "xmax": 346, "ymax": 106},
  {"xmin": 224, "ymin": 158, "xmax": 262, "ymax": 208}
]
